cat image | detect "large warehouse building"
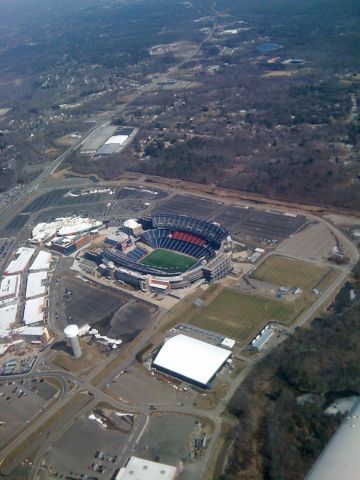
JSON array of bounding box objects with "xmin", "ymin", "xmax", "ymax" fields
[
  {"xmin": 152, "ymin": 334, "xmax": 231, "ymax": 389},
  {"xmin": 116, "ymin": 456, "xmax": 178, "ymax": 480}
]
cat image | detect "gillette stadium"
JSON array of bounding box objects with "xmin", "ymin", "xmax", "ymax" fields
[{"xmin": 100, "ymin": 213, "xmax": 233, "ymax": 292}]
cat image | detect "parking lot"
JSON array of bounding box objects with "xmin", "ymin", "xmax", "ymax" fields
[
  {"xmin": 21, "ymin": 189, "xmax": 112, "ymax": 214},
  {"xmin": 106, "ymin": 363, "xmax": 191, "ymax": 406},
  {"xmin": 0, "ymin": 379, "xmax": 57, "ymax": 446},
  {"xmin": 212, "ymin": 206, "xmax": 306, "ymax": 244},
  {"xmin": 43, "ymin": 412, "xmax": 134, "ymax": 479},
  {"xmin": 54, "ymin": 276, "xmax": 128, "ymax": 330},
  {"xmin": 151, "ymin": 194, "xmax": 224, "ymax": 219},
  {"xmin": 1, "ymin": 214, "xmax": 31, "ymax": 236},
  {"xmin": 33, "ymin": 202, "xmax": 108, "ymax": 224},
  {"xmin": 97, "ymin": 298, "xmax": 158, "ymax": 342},
  {"xmin": 137, "ymin": 414, "xmax": 205, "ymax": 466}
]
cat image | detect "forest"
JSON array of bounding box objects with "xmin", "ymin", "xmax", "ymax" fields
[{"xmin": 221, "ymin": 265, "xmax": 360, "ymax": 480}]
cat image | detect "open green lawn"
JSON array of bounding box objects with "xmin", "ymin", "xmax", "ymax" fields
[
  {"xmin": 186, "ymin": 288, "xmax": 298, "ymax": 342},
  {"xmin": 251, "ymin": 255, "xmax": 332, "ymax": 290},
  {"xmin": 140, "ymin": 248, "xmax": 196, "ymax": 272}
]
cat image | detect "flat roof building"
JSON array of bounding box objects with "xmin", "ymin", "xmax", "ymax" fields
[
  {"xmin": 116, "ymin": 457, "xmax": 177, "ymax": 480},
  {"xmin": 0, "ymin": 275, "xmax": 20, "ymax": 302},
  {"xmin": 5, "ymin": 247, "xmax": 35, "ymax": 275},
  {"xmin": 0, "ymin": 303, "xmax": 18, "ymax": 331},
  {"xmin": 152, "ymin": 334, "xmax": 231, "ymax": 389},
  {"xmin": 29, "ymin": 251, "xmax": 52, "ymax": 271},
  {"xmin": 23, "ymin": 296, "xmax": 45, "ymax": 325},
  {"xmin": 25, "ymin": 271, "xmax": 48, "ymax": 299}
]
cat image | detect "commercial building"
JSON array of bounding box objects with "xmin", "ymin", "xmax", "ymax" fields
[
  {"xmin": 13, "ymin": 326, "xmax": 50, "ymax": 343},
  {"xmin": 305, "ymin": 398, "xmax": 360, "ymax": 480},
  {"xmin": 50, "ymin": 233, "xmax": 90, "ymax": 256},
  {"xmin": 23, "ymin": 296, "xmax": 46, "ymax": 325},
  {"xmin": 251, "ymin": 325, "xmax": 274, "ymax": 350},
  {"xmin": 116, "ymin": 457, "xmax": 178, "ymax": 480},
  {"xmin": 0, "ymin": 303, "xmax": 18, "ymax": 331},
  {"xmin": 123, "ymin": 219, "xmax": 143, "ymax": 237},
  {"xmin": 25, "ymin": 271, "xmax": 48, "ymax": 299},
  {"xmin": 4, "ymin": 247, "xmax": 35, "ymax": 275},
  {"xmin": 29, "ymin": 251, "xmax": 52, "ymax": 271},
  {"xmin": 152, "ymin": 334, "xmax": 231, "ymax": 389},
  {"xmin": 31, "ymin": 217, "xmax": 103, "ymax": 244},
  {"xmin": 0, "ymin": 275, "xmax": 20, "ymax": 303}
]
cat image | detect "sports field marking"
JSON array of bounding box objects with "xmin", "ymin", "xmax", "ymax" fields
[
  {"xmin": 186, "ymin": 288, "xmax": 297, "ymax": 341},
  {"xmin": 251, "ymin": 255, "xmax": 332, "ymax": 290},
  {"xmin": 140, "ymin": 248, "xmax": 196, "ymax": 272}
]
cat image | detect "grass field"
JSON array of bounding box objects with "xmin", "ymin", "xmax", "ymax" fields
[
  {"xmin": 185, "ymin": 288, "xmax": 298, "ymax": 341},
  {"xmin": 251, "ymin": 255, "xmax": 332, "ymax": 290},
  {"xmin": 140, "ymin": 248, "xmax": 196, "ymax": 272}
]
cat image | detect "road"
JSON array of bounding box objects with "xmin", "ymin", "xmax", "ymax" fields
[{"xmin": 0, "ymin": 2, "xmax": 358, "ymax": 478}]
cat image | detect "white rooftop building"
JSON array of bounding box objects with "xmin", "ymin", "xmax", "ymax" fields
[
  {"xmin": 23, "ymin": 296, "xmax": 45, "ymax": 325},
  {"xmin": 5, "ymin": 247, "xmax": 35, "ymax": 275},
  {"xmin": 0, "ymin": 303, "xmax": 18, "ymax": 331},
  {"xmin": 14, "ymin": 325, "xmax": 48, "ymax": 339},
  {"xmin": 221, "ymin": 337, "xmax": 236, "ymax": 349},
  {"xmin": 29, "ymin": 251, "xmax": 52, "ymax": 271},
  {"xmin": 0, "ymin": 275, "xmax": 20, "ymax": 302},
  {"xmin": 153, "ymin": 334, "xmax": 231, "ymax": 388},
  {"xmin": 26, "ymin": 271, "xmax": 48, "ymax": 299},
  {"xmin": 105, "ymin": 134, "xmax": 128, "ymax": 145},
  {"xmin": 116, "ymin": 457, "xmax": 177, "ymax": 480},
  {"xmin": 31, "ymin": 217, "xmax": 103, "ymax": 243}
]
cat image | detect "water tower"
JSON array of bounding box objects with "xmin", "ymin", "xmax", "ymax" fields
[{"xmin": 64, "ymin": 324, "xmax": 82, "ymax": 358}]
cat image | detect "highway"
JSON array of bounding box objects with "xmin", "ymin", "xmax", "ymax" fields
[{"xmin": 0, "ymin": 2, "xmax": 358, "ymax": 478}]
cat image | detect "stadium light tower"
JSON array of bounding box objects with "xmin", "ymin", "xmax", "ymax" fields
[{"xmin": 64, "ymin": 324, "xmax": 82, "ymax": 358}]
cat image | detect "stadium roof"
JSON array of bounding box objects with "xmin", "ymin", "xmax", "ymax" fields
[
  {"xmin": 305, "ymin": 398, "xmax": 360, "ymax": 480},
  {"xmin": 30, "ymin": 251, "xmax": 52, "ymax": 271},
  {"xmin": 0, "ymin": 275, "xmax": 20, "ymax": 300},
  {"xmin": 153, "ymin": 334, "xmax": 231, "ymax": 387},
  {"xmin": 23, "ymin": 297, "xmax": 45, "ymax": 325},
  {"xmin": 26, "ymin": 271, "xmax": 48, "ymax": 299},
  {"xmin": 5, "ymin": 247, "xmax": 35, "ymax": 275},
  {"xmin": 116, "ymin": 456, "xmax": 177, "ymax": 480}
]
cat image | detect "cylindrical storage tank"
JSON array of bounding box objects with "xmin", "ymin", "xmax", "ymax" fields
[{"xmin": 64, "ymin": 324, "xmax": 82, "ymax": 358}]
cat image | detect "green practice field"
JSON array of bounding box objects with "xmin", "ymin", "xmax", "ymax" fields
[
  {"xmin": 140, "ymin": 249, "xmax": 196, "ymax": 272},
  {"xmin": 251, "ymin": 255, "xmax": 332, "ymax": 290},
  {"xmin": 186, "ymin": 288, "xmax": 297, "ymax": 341}
]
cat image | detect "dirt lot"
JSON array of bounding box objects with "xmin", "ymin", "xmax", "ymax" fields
[{"xmin": 275, "ymin": 222, "xmax": 336, "ymax": 260}]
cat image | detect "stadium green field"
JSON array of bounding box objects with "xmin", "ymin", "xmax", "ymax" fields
[
  {"xmin": 140, "ymin": 249, "xmax": 197, "ymax": 272},
  {"xmin": 185, "ymin": 287, "xmax": 298, "ymax": 342}
]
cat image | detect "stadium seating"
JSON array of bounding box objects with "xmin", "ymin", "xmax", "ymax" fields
[
  {"xmin": 126, "ymin": 246, "xmax": 147, "ymax": 261},
  {"xmin": 172, "ymin": 231, "xmax": 206, "ymax": 247},
  {"xmin": 152, "ymin": 213, "xmax": 228, "ymax": 245}
]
